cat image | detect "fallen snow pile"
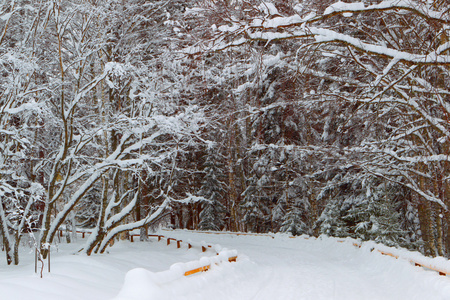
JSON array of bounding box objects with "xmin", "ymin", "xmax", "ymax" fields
[
  {"xmin": 366, "ymin": 240, "xmax": 450, "ymax": 274},
  {"xmin": 114, "ymin": 249, "xmax": 238, "ymax": 300},
  {"xmin": 331, "ymin": 236, "xmax": 450, "ymax": 275}
]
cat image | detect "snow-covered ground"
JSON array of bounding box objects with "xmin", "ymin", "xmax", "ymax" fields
[{"xmin": 2, "ymin": 230, "xmax": 450, "ymax": 300}]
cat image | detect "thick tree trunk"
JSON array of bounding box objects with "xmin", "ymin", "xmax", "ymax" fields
[
  {"xmin": 13, "ymin": 235, "xmax": 20, "ymax": 265},
  {"xmin": 436, "ymin": 206, "xmax": 444, "ymax": 256},
  {"xmin": 444, "ymin": 180, "xmax": 450, "ymax": 257},
  {"xmin": 417, "ymin": 200, "xmax": 436, "ymax": 256}
]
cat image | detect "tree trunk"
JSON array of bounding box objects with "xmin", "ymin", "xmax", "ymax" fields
[
  {"xmin": 0, "ymin": 228, "xmax": 12, "ymax": 265},
  {"xmin": 436, "ymin": 206, "xmax": 444, "ymax": 256},
  {"xmin": 417, "ymin": 200, "xmax": 436, "ymax": 256},
  {"xmin": 444, "ymin": 178, "xmax": 450, "ymax": 257},
  {"xmin": 85, "ymin": 175, "xmax": 109, "ymax": 255},
  {"xmin": 13, "ymin": 235, "xmax": 20, "ymax": 265}
]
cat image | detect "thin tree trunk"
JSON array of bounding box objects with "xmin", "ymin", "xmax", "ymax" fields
[
  {"xmin": 0, "ymin": 226, "xmax": 12, "ymax": 265},
  {"xmin": 86, "ymin": 175, "xmax": 109, "ymax": 255}
]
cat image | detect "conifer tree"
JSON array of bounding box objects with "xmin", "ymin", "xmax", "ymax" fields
[{"xmin": 198, "ymin": 146, "xmax": 226, "ymax": 231}]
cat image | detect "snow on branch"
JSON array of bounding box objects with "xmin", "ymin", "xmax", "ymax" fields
[
  {"xmin": 168, "ymin": 193, "xmax": 209, "ymax": 204},
  {"xmin": 323, "ymin": 0, "xmax": 449, "ymax": 24},
  {"xmin": 383, "ymin": 149, "xmax": 450, "ymax": 164},
  {"xmin": 187, "ymin": 1, "xmax": 449, "ymax": 66},
  {"xmin": 310, "ymin": 28, "xmax": 450, "ymax": 65},
  {"xmin": 96, "ymin": 198, "xmax": 172, "ymax": 251}
]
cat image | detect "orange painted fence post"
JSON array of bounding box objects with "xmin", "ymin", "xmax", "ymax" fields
[
  {"xmin": 183, "ymin": 253, "xmax": 238, "ymax": 277},
  {"xmin": 345, "ymin": 239, "xmax": 450, "ymax": 276},
  {"xmin": 184, "ymin": 265, "xmax": 210, "ymax": 276}
]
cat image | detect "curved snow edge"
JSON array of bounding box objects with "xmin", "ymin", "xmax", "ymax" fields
[
  {"xmin": 334, "ymin": 236, "xmax": 450, "ymax": 276},
  {"xmin": 113, "ymin": 249, "xmax": 238, "ymax": 300}
]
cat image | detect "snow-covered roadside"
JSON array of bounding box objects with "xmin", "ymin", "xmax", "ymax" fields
[
  {"xmin": 2, "ymin": 231, "xmax": 450, "ymax": 300},
  {"xmin": 136, "ymin": 230, "xmax": 450, "ymax": 300},
  {"xmin": 0, "ymin": 238, "xmax": 205, "ymax": 300}
]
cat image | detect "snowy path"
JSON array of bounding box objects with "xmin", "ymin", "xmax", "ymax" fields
[
  {"xmin": 144, "ymin": 231, "xmax": 450, "ymax": 300},
  {"xmin": 2, "ymin": 231, "xmax": 450, "ymax": 300}
]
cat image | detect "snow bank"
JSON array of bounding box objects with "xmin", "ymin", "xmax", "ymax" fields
[
  {"xmin": 333, "ymin": 235, "xmax": 450, "ymax": 276},
  {"xmin": 364, "ymin": 241, "xmax": 450, "ymax": 275},
  {"xmin": 4, "ymin": 230, "xmax": 450, "ymax": 300},
  {"xmin": 113, "ymin": 249, "xmax": 238, "ymax": 300}
]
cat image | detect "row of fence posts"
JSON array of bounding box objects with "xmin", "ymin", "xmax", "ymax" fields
[
  {"xmin": 35, "ymin": 230, "xmax": 236, "ymax": 278},
  {"xmin": 128, "ymin": 233, "xmax": 238, "ymax": 276},
  {"xmin": 23, "ymin": 229, "xmax": 450, "ymax": 279},
  {"xmin": 130, "ymin": 234, "xmax": 213, "ymax": 253}
]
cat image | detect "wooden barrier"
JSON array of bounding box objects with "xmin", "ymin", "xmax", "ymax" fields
[
  {"xmin": 336, "ymin": 238, "xmax": 450, "ymax": 277},
  {"xmin": 163, "ymin": 229, "xmax": 274, "ymax": 239},
  {"xmin": 129, "ymin": 234, "xmax": 165, "ymax": 242},
  {"xmin": 127, "ymin": 232, "xmax": 214, "ymax": 253},
  {"xmin": 59, "ymin": 229, "xmax": 92, "ymax": 239},
  {"xmin": 183, "ymin": 254, "xmax": 238, "ymax": 276},
  {"xmin": 184, "ymin": 265, "xmax": 211, "ymax": 276},
  {"xmin": 377, "ymin": 250, "xmax": 398, "ymax": 259},
  {"xmin": 61, "ymin": 228, "xmax": 237, "ymax": 280},
  {"xmin": 76, "ymin": 231, "xmax": 91, "ymax": 238},
  {"xmin": 368, "ymin": 247, "xmax": 450, "ymax": 276},
  {"xmin": 377, "ymin": 250, "xmax": 448, "ymax": 276},
  {"xmin": 136, "ymin": 233, "xmax": 214, "ymax": 253},
  {"xmin": 228, "ymin": 256, "xmax": 237, "ymax": 262}
]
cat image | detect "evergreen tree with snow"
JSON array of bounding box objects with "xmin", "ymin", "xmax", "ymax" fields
[
  {"xmin": 280, "ymin": 203, "xmax": 305, "ymax": 236},
  {"xmin": 241, "ymin": 174, "xmax": 272, "ymax": 233},
  {"xmin": 319, "ymin": 176, "xmax": 408, "ymax": 247},
  {"xmin": 348, "ymin": 182, "xmax": 407, "ymax": 247},
  {"xmin": 318, "ymin": 199, "xmax": 350, "ymax": 238},
  {"xmin": 280, "ymin": 177, "xmax": 311, "ymax": 236},
  {"xmin": 198, "ymin": 146, "xmax": 226, "ymax": 231}
]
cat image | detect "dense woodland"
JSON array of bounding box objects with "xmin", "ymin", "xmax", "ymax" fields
[{"xmin": 0, "ymin": 0, "xmax": 449, "ymax": 265}]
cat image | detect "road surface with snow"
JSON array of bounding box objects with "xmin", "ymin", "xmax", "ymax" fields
[{"xmin": 1, "ymin": 230, "xmax": 450, "ymax": 300}]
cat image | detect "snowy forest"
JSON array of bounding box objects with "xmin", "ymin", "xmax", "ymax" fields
[{"xmin": 0, "ymin": 0, "xmax": 449, "ymax": 265}]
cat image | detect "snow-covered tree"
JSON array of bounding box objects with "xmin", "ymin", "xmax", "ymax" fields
[
  {"xmin": 198, "ymin": 145, "xmax": 227, "ymax": 231},
  {"xmin": 0, "ymin": 0, "xmax": 47, "ymax": 265},
  {"xmin": 188, "ymin": 0, "xmax": 450, "ymax": 255}
]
